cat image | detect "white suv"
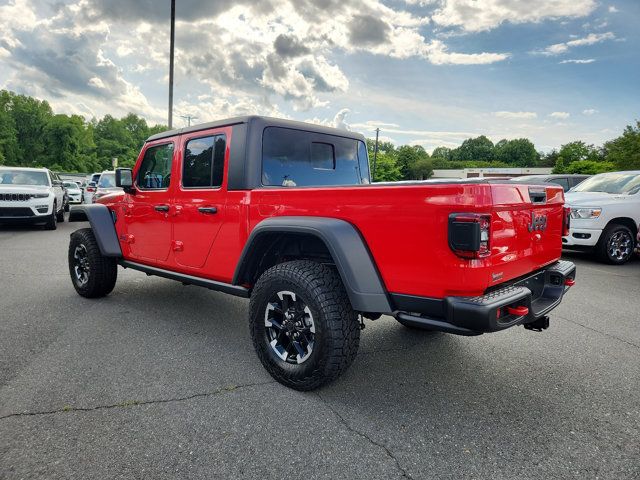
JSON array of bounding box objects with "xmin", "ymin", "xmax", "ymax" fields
[
  {"xmin": 0, "ymin": 167, "xmax": 66, "ymax": 230},
  {"xmin": 563, "ymin": 171, "xmax": 640, "ymax": 264}
]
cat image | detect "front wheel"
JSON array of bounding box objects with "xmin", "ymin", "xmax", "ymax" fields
[
  {"xmin": 597, "ymin": 224, "xmax": 635, "ymax": 265},
  {"xmin": 68, "ymin": 228, "xmax": 117, "ymax": 298},
  {"xmin": 249, "ymin": 261, "xmax": 360, "ymax": 391}
]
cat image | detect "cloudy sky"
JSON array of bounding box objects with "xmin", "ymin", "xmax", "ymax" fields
[{"xmin": 0, "ymin": 0, "xmax": 638, "ymax": 151}]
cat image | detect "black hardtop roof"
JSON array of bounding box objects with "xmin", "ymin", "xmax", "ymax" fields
[{"xmin": 146, "ymin": 115, "xmax": 366, "ymax": 143}]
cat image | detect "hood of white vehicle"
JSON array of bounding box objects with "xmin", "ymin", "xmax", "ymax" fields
[
  {"xmin": 565, "ymin": 191, "xmax": 637, "ymax": 207},
  {"xmin": 0, "ymin": 184, "xmax": 50, "ymax": 194}
]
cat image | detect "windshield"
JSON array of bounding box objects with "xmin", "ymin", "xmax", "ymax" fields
[
  {"xmin": 98, "ymin": 173, "xmax": 115, "ymax": 188},
  {"xmin": 0, "ymin": 170, "xmax": 49, "ymax": 186},
  {"xmin": 64, "ymin": 182, "xmax": 79, "ymax": 189},
  {"xmin": 571, "ymin": 172, "xmax": 640, "ymax": 195},
  {"xmin": 510, "ymin": 176, "xmax": 541, "ymax": 182}
]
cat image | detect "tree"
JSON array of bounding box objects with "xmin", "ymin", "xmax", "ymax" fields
[
  {"xmin": 557, "ymin": 141, "xmax": 602, "ymax": 165},
  {"xmin": 538, "ymin": 149, "xmax": 559, "ymax": 167},
  {"xmin": 409, "ymin": 157, "xmax": 433, "ymax": 180},
  {"xmin": 604, "ymin": 121, "xmax": 640, "ymax": 170},
  {"xmin": 396, "ymin": 145, "xmax": 430, "ymax": 180},
  {"xmin": 42, "ymin": 114, "xmax": 97, "ymax": 172},
  {"xmin": 565, "ymin": 160, "xmax": 615, "ymax": 175},
  {"xmin": 452, "ymin": 135, "xmax": 494, "ymax": 162},
  {"xmin": 372, "ymin": 152, "xmax": 402, "ymax": 182},
  {"xmin": 431, "ymin": 146, "xmax": 452, "ymax": 162},
  {"xmin": 494, "ymin": 138, "xmax": 539, "ymax": 167},
  {"xmin": 0, "ymin": 105, "xmax": 19, "ymax": 165},
  {"xmin": 6, "ymin": 92, "xmax": 53, "ymax": 166}
]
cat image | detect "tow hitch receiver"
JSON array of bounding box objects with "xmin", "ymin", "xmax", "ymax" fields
[{"xmin": 523, "ymin": 315, "xmax": 550, "ymax": 332}]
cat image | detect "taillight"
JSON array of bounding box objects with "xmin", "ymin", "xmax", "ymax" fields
[
  {"xmin": 563, "ymin": 206, "xmax": 571, "ymax": 236},
  {"xmin": 87, "ymin": 186, "xmax": 96, "ymax": 192},
  {"xmin": 448, "ymin": 213, "xmax": 491, "ymax": 259}
]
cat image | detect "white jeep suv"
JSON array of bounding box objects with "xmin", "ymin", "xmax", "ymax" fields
[
  {"xmin": 0, "ymin": 167, "xmax": 66, "ymax": 230},
  {"xmin": 563, "ymin": 171, "xmax": 640, "ymax": 264}
]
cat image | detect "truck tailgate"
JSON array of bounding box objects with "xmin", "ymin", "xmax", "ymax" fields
[{"xmin": 488, "ymin": 183, "xmax": 565, "ymax": 287}]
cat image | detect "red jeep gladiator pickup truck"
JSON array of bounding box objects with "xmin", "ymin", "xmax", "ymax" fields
[{"xmin": 68, "ymin": 116, "xmax": 575, "ymax": 390}]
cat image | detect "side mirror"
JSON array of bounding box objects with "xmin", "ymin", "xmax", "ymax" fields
[{"xmin": 115, "ymin": 168, "xmax": 134, "ymax": 194}]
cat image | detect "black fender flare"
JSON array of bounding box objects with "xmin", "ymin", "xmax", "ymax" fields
[
  {"xmin": 69, "ymin": 204, "xmax": 122, "ymax": 257},
  {"xmin": 233, "ymin": 216, "xmax": 392, "ymax": 313}
]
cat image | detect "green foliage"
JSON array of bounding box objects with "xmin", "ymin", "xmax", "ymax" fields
[
  {"xmin": 564, "ymin": 160, "xmax": 616, "ymax": 175},
  {"xmin": 372, "ymin": 152, "xmax": 402, "ymax": 182},
  {"xmin": 453, "ymin": 135, "xmax": 494, "ymax": 162},
  {"xmin": 538, "ymin": 149, "xmax": 558, "ymax": 167},
  {"xmin": 494, "ymin": 138, "xmax": 539, "ymax": 167},
  {"xmin": 604, "ymin": 121, "xmax": 640, "ymax": 170},
  {"xmin": 0, "ymin": 89, "xmax": 166, "ymax": 173},
  {"xmin": 431, "ymin": 146, "xmax": 452, "ymax": 162},
  {"xmin": 557, "ymin": 141, "xmax": 603, "ymax": 165}
]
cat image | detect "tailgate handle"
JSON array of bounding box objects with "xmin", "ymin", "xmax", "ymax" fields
[{"xmin": 529, "ymin": 188, "xmax": 547, "ymax": 204}]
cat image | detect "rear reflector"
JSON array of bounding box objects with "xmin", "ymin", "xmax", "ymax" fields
[{"xmin": 564, "ymin": 279, "xmax": 575, "ymax": 287}]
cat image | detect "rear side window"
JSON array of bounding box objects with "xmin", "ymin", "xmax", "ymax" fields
[
  {"xmin": 182, "ymin": 135, "xmax": 226, "ymax": 188},
  {"xmin": 137, "ymin": 143, "xmax": 174, "ymax": 189},
  {"xmin": 262, "ymin": 127, "xmax": 364, "ymax": 187},
  {"xmin": 550, "ymin": 178, "xmax": 569, "ymax": 191}
]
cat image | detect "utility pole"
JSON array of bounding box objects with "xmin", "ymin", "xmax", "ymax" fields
[
  {"xmin": 168, "ymin": 0, "xmax": 175, "ymax": 129},
  {"xmin": 180, "ymin": 114, "xmax": 198, "ymax": 127},
  {"xmin": 372, "ymin": 127, "xmax": 380, "ymax": 182}
]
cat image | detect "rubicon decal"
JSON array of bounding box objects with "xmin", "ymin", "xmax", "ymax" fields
[{"xmin": 528, "ymin": 212, "xmax": 547, "ymax": 232}]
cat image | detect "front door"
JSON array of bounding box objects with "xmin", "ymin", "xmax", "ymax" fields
[
  {"xmin": 171, "ymin": 128, "xmax": 230, "ymax": 269},
  {"xmin": 125, "ymin": 141, "xmax": 175, "ymax": 263}
]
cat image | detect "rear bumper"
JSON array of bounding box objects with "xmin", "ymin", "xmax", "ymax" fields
[{"xmin": 393, "ymin": 260, "xmax": 576, "ymax": 335}]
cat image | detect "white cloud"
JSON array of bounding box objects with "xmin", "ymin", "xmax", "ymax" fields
[
  {"xmin": 559, "ymin": 58, "xmax": 596, "ymax": 64},
  {"xmin": 582, "ymin": 109, "xmax": 598, "ymax": 115},
  {"xmin": 431, "ymin": 0, "xmax": 597, "ymax": 32},
  {"xmin": 549, "ymin": 111, "xmax": 570, "ymax": 119},
  {"xmin": 608, "ymin": 6, "xmax": 619, "ymax": 13},
  {"xmin": 542, "ymin": 32, "xmax": 615, "ymax": 55},
  {"xmin": 424, "ymin": 40, "xmax": 509, "ymax": 65},
  {"xmin": 494, "ymin": 111, "xmax": 538, "ymax": 119}
]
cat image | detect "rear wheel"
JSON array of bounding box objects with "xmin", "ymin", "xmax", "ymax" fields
[
  {"xmin": 249, "ymin": 260, "xmax": 360, "ymax": 391},
  {"xmin": 68, "ymin": 228, "xmax": 117, "ymax": 298},
  {"xmin": 597, "ymin": 224, "xmax": 635, "ymax": 265}
]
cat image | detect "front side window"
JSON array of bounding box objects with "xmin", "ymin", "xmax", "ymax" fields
[
  {"xmin": 262, "ymin": 127, "xmax": 363, "ymax": 187},
  {"xmin": 182, "ymin": 134, "xmax": 226, "ymax": 188},
  {"xmin": 98, "ymin": 173, "xmax": 115, "ymax": 188},
  {"xmin": 136, "ymin": 143, "xmax": 174, "ymax": 189}
]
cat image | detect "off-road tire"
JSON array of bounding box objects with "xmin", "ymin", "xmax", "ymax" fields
[
  {"xmin": 68, "ymin": 228, "xmax": 117, "ymax": 298},
  {"xmin": 596, "ymin": 223, "xmax": 635, "ymax": 265},
  {"xmin": 249, "ymin": 260, "xmax": 360, "ymax": 391},
  {"xmin": 44, "ymin": 203, "xmax": 57, "ymax": 230}
]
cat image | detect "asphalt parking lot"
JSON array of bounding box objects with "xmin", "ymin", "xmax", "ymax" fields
[{"xmin": 1, "ymin": 220, "xmax": 638, "ymax": 479}]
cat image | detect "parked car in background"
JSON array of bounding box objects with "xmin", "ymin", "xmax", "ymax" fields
[
  {"xmin": 563, "ymin": 171, "xmax": 640, "ymax": 264},
  {"xmin": 89, "ymin": 172, "xmax": 101, "ymax": 185},
  {"xmin": 63, "ymin": 181, "xmax": 83, "ymax": 206},
  {"xmin": 83, "ymin": 181, "xmax": 97, "ymax": 204},
  {"xmin": 94, "ymin": 171, "xmax": 123, "ymax": 202},
  {"xmin": 510, "ymin": 174, "xmax": 589, "ymax": 192},
  {"xmin": 0, "ymin": 166, "xmax": 66, "ymax": 229}
]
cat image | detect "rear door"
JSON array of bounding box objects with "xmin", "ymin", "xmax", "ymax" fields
[
  {"xmin": 124, "ymin": 141, "xmax": 175, "ymax": 263},
  {"xmin": 170, "ymin": 127, "xmax": 230, "ymax": 269}
]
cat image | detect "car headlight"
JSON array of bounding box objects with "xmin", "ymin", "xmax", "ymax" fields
[
  {"xmin": 570, "ymin": 207, "xmax": 602, "ymax": 219},
  {"xmin": 32, "ymin": 193, "xmax": 50, "ymax": 198}
]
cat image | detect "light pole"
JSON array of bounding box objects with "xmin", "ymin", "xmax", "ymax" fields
[
  {"xmin": 372, "ymin": 127, "xmax": 380, "ymax": 182},
  {"xmin": 180, "ymin": 114, "xmax": 198, "ymax": 127},
  {"xmin": 168, "ymin": 0, "xmax": 175, "ymax": 129}
]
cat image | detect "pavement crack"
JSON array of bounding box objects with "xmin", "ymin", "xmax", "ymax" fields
[
  {"xmin": 0, "ymin": 380, "xmax": 275, "ymax": 421},
  {"xmin": 556, "ymin": 314, "xmax": 639, "ymax": 349},
  {"xmin": 316, "ymin": 392, "xmax": 413, "ymax": 479}
]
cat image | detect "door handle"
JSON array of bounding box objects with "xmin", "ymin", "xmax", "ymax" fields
[
  {"xmin": 154, "ymin": 204, "xmax": 170, "ymax": 212},
  {"xmin": 198, "ymin": 206, "xmax": 218, "ymax": 215}
]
